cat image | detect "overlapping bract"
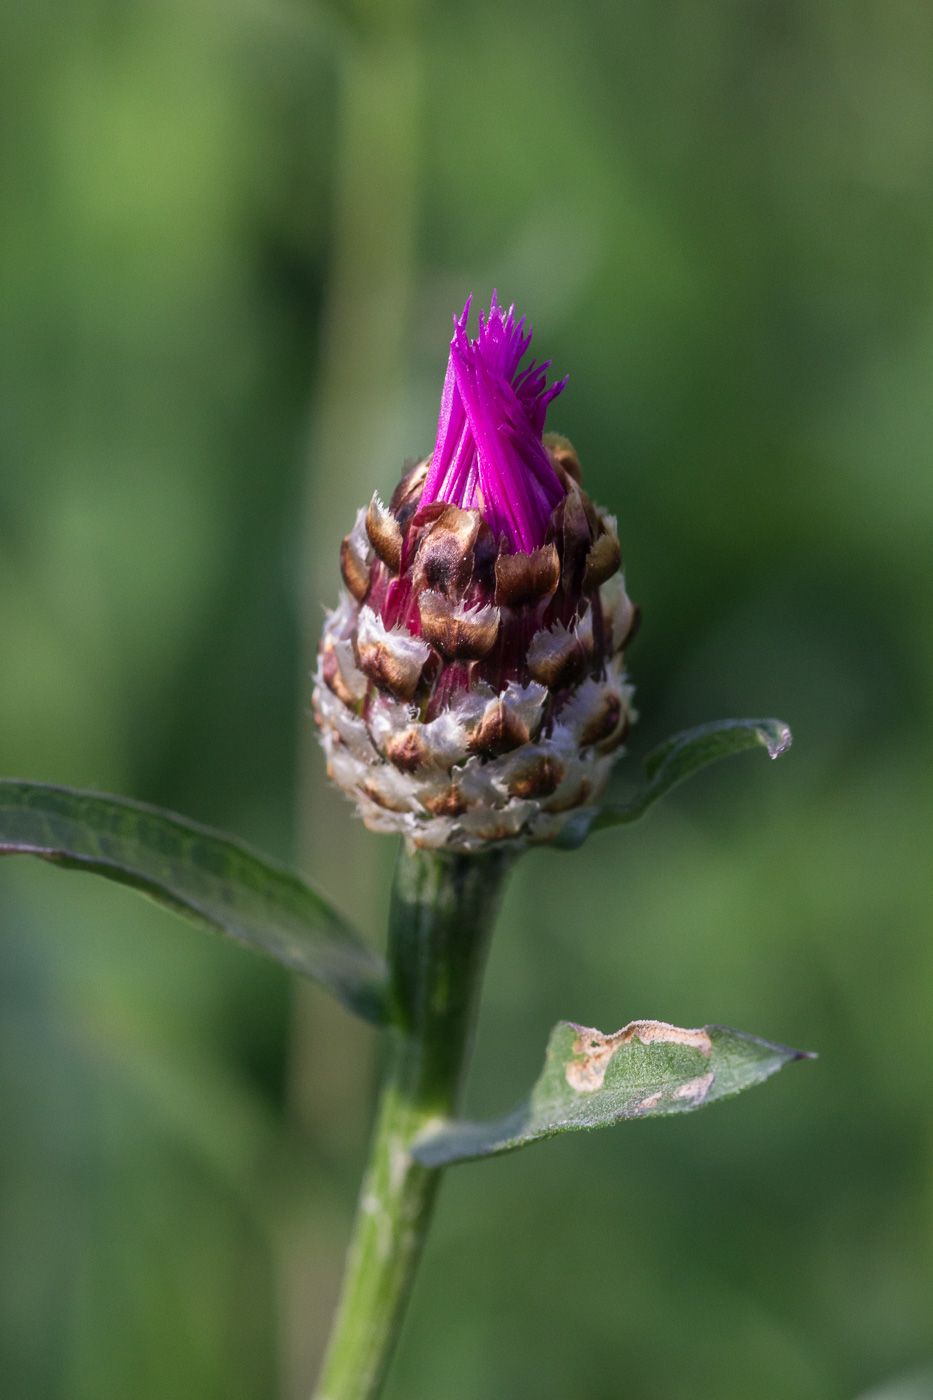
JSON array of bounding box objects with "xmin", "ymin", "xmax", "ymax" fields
[{"xmin": 317, "ymin": 478, "xmax": 636, "ymax": 849}]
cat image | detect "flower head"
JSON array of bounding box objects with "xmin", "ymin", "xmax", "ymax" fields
[
  {"xmin": 314, "ymin": 294, "xmax": 638, "ymax": 852},
  {"xmin": 421, "ymin": 293, "xmax": 567, "ymax": 553}
]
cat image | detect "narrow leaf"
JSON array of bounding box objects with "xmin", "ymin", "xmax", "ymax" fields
[
  {"xmin": 413, "ymin": 1017, "xmax": 812, "ymax": 1167},
  {"xmin": 0, "ymin": 780, "xmax": 388, "ymax": 1023},
  {"xmin": 555, "ymin": 717, "xmax": 792, "ymax": 849}
]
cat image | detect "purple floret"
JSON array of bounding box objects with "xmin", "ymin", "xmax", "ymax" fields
[{"xmin": 421, "ymin": 293, "xmax": 568, "ymax": 553}]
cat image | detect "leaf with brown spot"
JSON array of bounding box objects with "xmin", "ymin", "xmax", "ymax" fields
[{"xmin": 412, "ymin": 1019, "xmax": 812, "ymax": 1166}]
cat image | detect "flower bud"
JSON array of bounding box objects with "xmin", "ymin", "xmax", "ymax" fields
[{"xmin": 314, "ymin": 294, "xmax": 638, "ymax": 851}]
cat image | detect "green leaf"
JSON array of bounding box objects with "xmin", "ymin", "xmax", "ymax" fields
[
  {"xmin": 412, "ymin": 1017, "xmax": 812, "ymax": 1167},
  {"xmin": 0, "ymin": 780, "xmax": 388, "ymax": 1023},
  {"xmin": 555, "ymin": 717, "xmax": 792, "ymax": 849}
]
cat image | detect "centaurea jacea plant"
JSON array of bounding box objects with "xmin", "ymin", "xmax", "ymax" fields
[
  {"xmin": 0, "ymin": 295, "xmax": 809, "ymax": 1400},
  {"xmin": 316, "ymin": 294, "xmax": 636, "ymax": 852}
]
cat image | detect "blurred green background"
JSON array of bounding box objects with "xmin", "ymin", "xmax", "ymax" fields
[{"xmin": 2, "ymin": 1, "xmax": 933, "ymax": 1397}]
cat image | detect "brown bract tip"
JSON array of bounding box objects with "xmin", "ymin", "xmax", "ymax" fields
[
  {"xmin": 495, "ymin": 541, "xmax": 560, "ymax": 608},
  {"xmin": 412, "ymin": 505, "xmax": 481, "ymax": 598},
  {"xmin": 340, "ymin": 534, "xmax": 371, "ymax": 603},
  {"xmin": 356, "ymin": 612, "xmax": 431, "ymax": 703},
  {"xmin": 559, "ymin": 487, "xmax": 595, "ymax": 592},
  {"xmin": 418, "ymin": 591, "xmax": 500, "ymax": 661},
  {"xmin": 468, "ymin": 698, "xmax": 532, "ymax": 757},
  {"xmin": 384, "ymin": 726, "xmax": 427, "ymax": 773},
  {"xmin": 504, "ymin": 750, "xmax": 564, "ymax": 799},
  {"xmin": 543, "ymin": 432, "xmax": 582, "ymax": 485},
  {"xmin": 527, "ymin": 616, "xmax": 592, "ymax": 690},
  {"xmin": 366, "ymin": 493, "xmax": 403, "ymax": 572},
  {"xmin": 320, "ymin": 638, "xmax": 361, "ymax": 708},
  {"xmin": 584, "ymin": 528, "xmax": 622, "ymax": 592},
  {"xmin": 579, "ymin": 690, "xmax": 624, "ymax": 748},
  {"xmin": 423, "ymin": 784, "xmax": 469, "ymax": 817},
  {"xmin": 389, "ymin": 458, "xmax": 430, "ymax": 521}
]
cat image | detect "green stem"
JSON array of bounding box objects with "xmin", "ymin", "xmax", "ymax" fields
[{"xmin": 312, "ymin": 842, "xmax": 514, "ymax": 1400}]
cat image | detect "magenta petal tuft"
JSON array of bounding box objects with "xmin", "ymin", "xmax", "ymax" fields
[{"xmin": 421, "ymin": 293, "xmax": 567, "ymax": 553}]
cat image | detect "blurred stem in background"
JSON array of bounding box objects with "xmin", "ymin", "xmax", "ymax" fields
[{"xmin": 288, "ymin": 2, "xmax": 423, "ymax": 1393}]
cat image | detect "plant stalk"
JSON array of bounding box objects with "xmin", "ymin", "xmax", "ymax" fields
[{"xmin": 311, "ymin": 842, "xmax": 514, "ymax": 1400}]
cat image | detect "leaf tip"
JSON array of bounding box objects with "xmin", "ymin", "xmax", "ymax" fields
[{"xmin": 763, "ymin": 721, "xmax": 793, "ymax": 760}]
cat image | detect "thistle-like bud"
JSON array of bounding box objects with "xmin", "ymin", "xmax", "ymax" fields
[{"xmin": 314, "ymin": 294, "xmax": 638, "ymax": 851}]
